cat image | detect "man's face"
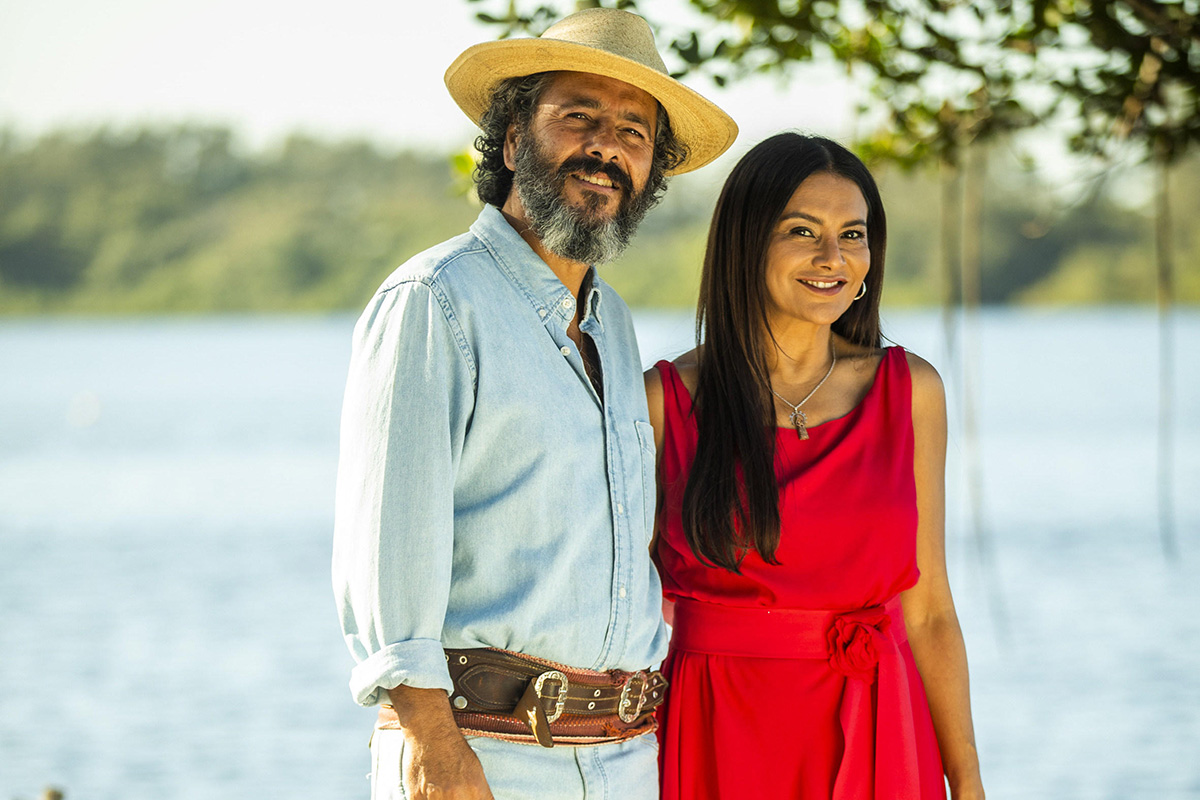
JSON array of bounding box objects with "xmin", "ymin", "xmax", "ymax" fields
[{"xmin": 506, "ymin": 71, "xmax": 662, "ymax": 265}]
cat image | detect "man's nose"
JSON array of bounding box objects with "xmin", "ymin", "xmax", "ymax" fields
[{"xmin": 585, "ymin": 124, "xmax": 621, "ymax": 162}]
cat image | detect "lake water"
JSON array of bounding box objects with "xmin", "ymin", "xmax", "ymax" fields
[{"xmin": 1, "ymin": 309, "xmax": 1198, "ymax": 799}]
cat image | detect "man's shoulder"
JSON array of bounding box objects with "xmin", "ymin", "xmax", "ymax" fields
[{"xmin": 375, "ymin": 229, "xmax": 492, "ymax": 296}]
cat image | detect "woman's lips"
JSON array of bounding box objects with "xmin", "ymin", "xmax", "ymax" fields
[{"xmin": 797, "ymin": 278, "xmax": 846, "ymax": 296}]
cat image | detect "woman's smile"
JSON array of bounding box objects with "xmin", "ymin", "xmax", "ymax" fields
[{"xmin": 797, "ymin": 277, "xmax": 847, "ymax": 295}]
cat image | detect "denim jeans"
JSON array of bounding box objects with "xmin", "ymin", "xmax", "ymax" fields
[{"xmin": 369, "ymin": 729, "xmax": 661, "ymax": 800}]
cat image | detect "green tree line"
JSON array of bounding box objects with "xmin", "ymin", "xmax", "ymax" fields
[{"xmin": 0, "ymin": 125, "xmax": 1194, "ymax": 314}]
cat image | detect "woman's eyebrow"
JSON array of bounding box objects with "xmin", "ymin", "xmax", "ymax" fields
[
  {"xmin": 778, "ymin": 211, "xmax": 867, "ymax": 228},
  {"xmin": 779, "ymin": 211, "xmax": 822, "ymax": 224}
]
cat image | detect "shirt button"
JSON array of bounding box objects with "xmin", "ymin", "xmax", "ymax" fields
[
  {"xmin": 538, "ymin": 309, "xmax": 547, "ymax": 318},
  {"xmin": 562, "ymin": 297, "xmax": 574, "ymax": 309},
  {"xmin": 619, "ymin": 585, "xmax": 627, "ymax": 599},
  {"xmin": 560, "ymin": 346, "xmax": 571, "ymax": 357},
  {"xmin": 617, "ymin": 503, "xmax": 624, "ymax": 515}
]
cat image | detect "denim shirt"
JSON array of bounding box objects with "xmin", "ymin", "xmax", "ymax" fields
[{"xmin": 333, "ymin": 205, "xmax": 669, "ymax": 706}]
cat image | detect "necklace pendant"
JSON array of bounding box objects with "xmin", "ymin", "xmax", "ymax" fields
[{"xmin": 790, "ymin": 409, "xmax": 809, "ymax": 441}]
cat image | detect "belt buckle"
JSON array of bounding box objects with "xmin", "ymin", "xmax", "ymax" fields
[
  {"xmin": 618, "ymin": 671, "xmax": 648, "ymax": 723},
  {"xmin": 534, "ymin": 670, "xmax": 569, "ymax": 723}
]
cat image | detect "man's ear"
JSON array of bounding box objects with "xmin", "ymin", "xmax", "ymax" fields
[{"xmin": 503, "ymin": 124, "xmax": 519, "ymax": 172}]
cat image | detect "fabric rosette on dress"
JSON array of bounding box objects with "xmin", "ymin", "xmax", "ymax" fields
[{"xmin": 827, "ymin": 606, "xmax": 892, "ymax": 683}]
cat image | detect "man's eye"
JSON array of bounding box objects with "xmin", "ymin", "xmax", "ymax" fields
[{"xmin": 624, "ymin": 128, "xmax": 646, "ymax": 139}]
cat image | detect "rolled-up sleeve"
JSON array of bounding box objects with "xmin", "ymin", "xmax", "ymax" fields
[{"xmin": 332, "ymin": 277, "xmax": 475, "ymax": 706}]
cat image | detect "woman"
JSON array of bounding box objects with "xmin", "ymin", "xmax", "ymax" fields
[{"xmin": 646, "ymin": 133, "xmax": 984, "ymax": 799}]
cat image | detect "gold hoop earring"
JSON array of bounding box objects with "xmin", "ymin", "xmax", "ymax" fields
[{"xmin": 854, "ymin": 281, "xmax": 867, "ymax": 301}]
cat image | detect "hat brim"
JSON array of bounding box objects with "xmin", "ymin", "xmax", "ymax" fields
[{"xmin": 445, "ymin": 39, "xmax": 738, "ymax": 175}]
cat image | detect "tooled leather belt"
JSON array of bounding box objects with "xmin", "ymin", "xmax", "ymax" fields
[{"xmin": 376, "ymin": 647, "xmax": 667, "ymax": 748}]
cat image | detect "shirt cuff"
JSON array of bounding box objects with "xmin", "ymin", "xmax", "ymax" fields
[{"xmin": 349, "ymin": 638, "xmax": 454, "ymax": 706}]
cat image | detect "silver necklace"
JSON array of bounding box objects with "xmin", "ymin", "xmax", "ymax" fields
[{"xmin": 769, "ymin": 342, "xmax": 837, "ymax": 441}]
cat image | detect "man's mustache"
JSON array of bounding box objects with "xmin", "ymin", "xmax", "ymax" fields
[{"xmin": 557, "ymin": 156, "xmax": 635, "ymax": 194}]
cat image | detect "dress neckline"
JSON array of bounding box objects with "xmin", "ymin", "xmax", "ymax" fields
[
  {"xmin": 657, "ymin": 346, "xmax": 899, "ymax": 439},
  {"xmin": 773, "ymin": 346, "xmax": 895, "ymax": 438}
]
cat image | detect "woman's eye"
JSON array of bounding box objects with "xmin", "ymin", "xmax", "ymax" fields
[
  {"xmin": 790, "ymin": 227, "xmax": 813, "ymax": 237},
  {"xmin": 844, "ymin": 230, "xmax": 866, "ymax": 240}
]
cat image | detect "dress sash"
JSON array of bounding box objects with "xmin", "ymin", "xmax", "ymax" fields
[{"xmin": 670, "ymin": 597, "xmax": 923, "ymax": 799}]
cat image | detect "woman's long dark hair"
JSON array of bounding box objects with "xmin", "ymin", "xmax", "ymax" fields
[{"xmin": 682, "ymin": 132, "xmax": 887, "ymax": 571}]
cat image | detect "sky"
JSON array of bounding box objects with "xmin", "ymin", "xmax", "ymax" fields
[{"xmin": 0, "ymin": 0, "xmax": 864, "ymax": 173}]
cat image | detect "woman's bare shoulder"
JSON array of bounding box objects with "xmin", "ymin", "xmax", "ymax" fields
[
  {"xmin": 645, "ymin": 346, "xmax": 700, "ymax": 397},
  {"xmin": 902, "ymin": 349, "xmax": 944, "ymax": 389},
  {"xmin": 644, "ymin": 365, "xmax": 665, "ymax": 406},
  {"xmin": 901, "ymin": 349, "xmax": 947, "ymax": 418},
  {"xmin": 672, "ymin": 347, "xmax": 701, "ymax": 397}
]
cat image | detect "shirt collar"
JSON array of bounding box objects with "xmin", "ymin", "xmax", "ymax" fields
[{"xmin": 470, "ymin": 205, "xmax": 605, "ymax": 333}]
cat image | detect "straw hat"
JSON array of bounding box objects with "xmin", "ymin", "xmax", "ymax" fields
[{"xmin": 444, "ymin": 7, "xmax": 738, "ymax": 174}]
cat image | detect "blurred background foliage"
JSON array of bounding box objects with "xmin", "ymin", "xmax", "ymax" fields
[
  {"xmin": 3, "ymin": 0, "xmax": 1195, "ymax": 315},
  {"xmin": 0, "ymin": 126, "xmax": 478, "ymax": 313},
  {"xmin": 2, "ymin": 123, "xmax": 1200, "ymax": 314},
  {"xmin": 0, "ymin": 124, "xmax": 1196, "ymax": 313},
  {"xmin": 469, "ymin": 0, "xmax": 1199, "ymax": 165}
]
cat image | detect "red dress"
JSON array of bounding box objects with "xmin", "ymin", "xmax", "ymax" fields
[{"xmin": 654, "ymin": 347, "xmax": 946, "ymax": 799}]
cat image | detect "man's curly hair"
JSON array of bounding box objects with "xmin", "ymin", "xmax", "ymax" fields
[{"xmin": 473, "ymin": 71, "xmax": 689, "ymax": 208}]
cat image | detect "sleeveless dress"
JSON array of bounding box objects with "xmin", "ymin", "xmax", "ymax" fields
[{"xmin": 654, "ymin": 347, "xmax": 946, "ymax": 800}]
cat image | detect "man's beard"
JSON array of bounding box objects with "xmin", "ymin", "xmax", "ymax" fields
[{"xmin": 512, "ymin": 134, "xmax": 658, "ymax": 266}]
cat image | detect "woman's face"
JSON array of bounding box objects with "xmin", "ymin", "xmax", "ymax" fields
[{"xmin": 763, "ymin": 171, "xmax": 870, "ymax": 331}]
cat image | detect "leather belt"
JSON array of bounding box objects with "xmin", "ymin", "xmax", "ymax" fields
[{"xmin": 376, "ymin": 647, "xmax": 667, "ymax": 748}]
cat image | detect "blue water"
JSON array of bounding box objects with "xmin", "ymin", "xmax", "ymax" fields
[{"xmin": 1, "ymin": 309, "xmax": 1198, "ymax": 799}]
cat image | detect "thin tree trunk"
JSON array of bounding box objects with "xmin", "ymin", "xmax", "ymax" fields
[
  {"xmin": 961, "ymin": 145, "xmax": 1010, "ymax": 639},
  {"xmin": 941, "ymin": 159, "xmax": 962, "ymax": 361},
  {"xmin": 1155, "ymin": 154, "xmax": 1178, "ymax": 561}
]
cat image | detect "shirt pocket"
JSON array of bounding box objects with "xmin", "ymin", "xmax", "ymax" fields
[{"xmin": 633, "ymin": 420, "xmax": 657, "ymax": 545}]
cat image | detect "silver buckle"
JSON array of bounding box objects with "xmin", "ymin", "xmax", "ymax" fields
[
  {"xmin": 618, "ymin": 671, "xmax": 648, "ymax": 723},
  {"xmin": 534, "ymin": 670, "xmax": 569, "ymax": 723}
]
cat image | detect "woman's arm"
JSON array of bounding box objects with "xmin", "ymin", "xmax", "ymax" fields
[
  {"xmin": 644, "ymin": 365, "xmax": 667, "ymax": 556},
  {"xmin": 644, "ymin": 366, "xmax": 667, "ymax": 456},
  {"xmin": 900, "ymin": 352, "xmax": 985, "ymax": 800}
]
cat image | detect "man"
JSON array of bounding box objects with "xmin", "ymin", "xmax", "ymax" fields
[{"xmin": 332, "ymin": 8, "xmax": 736, "ymax": 799}]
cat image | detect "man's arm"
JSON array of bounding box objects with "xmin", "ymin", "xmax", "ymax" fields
[
  {"xmin": 332, "ymin": 278, "xmax": 490, "ymax": 798},
  {"xmin": 386, "ymin": 686, "xmax": 493, "ymax": 800}
]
